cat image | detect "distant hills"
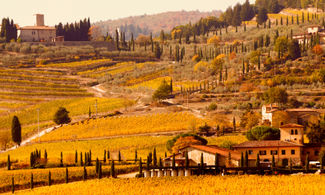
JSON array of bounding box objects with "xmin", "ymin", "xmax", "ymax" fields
[{"xmin": 93, "ymin": 10, "xmax": 222, "ymax": 40}]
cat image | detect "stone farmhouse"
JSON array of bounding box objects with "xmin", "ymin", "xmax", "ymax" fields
[
  {"xmin": 18, "ymin": 14, "xmax": 56, "ymax": 42},
  {"xmin": 169, "ymin": 124, "xmax": 324, "ymax": 168},
  {"xmin": 261, "ymin": 103, "xmax": 320, "ymax": 127}
]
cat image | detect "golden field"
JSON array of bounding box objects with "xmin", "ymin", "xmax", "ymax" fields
[
  {"xmin": 12, "ymin": 175, "xmax": 325, "ymax": 195},
  {"xmin": 38, "ymin": 112, "xmax": 212, "ymax": 142}
]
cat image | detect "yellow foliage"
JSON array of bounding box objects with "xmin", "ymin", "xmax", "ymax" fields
[
  {"xmin": 194, "ymin": 61, "xmax": 209, "ymax": 72},
  {"xmin": 38, "ymin": 112, "xmax": 212, "ymax": 142},
  {"xmin": 19, "ymin": 175, "xmax": 325, "ymax": 194},
  {"xmin": 207, "ymin": 35, "xmax": 220, "ymax": 46},
  {"xmin": 172, "ymin": 136, "xmax": 203, "ymax": 154}
]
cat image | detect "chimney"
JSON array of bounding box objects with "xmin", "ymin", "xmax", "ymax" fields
[{"xmin": 36, "ymin": 14, "xmax": 44, "ymax": 26}]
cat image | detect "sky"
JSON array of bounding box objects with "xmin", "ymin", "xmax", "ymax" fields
[{"xmin": 0, "ymin": 0, "xmax": 254, "ymax": 27}]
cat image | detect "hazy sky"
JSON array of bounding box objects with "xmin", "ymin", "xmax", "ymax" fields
[{"xmin": 0, "ymin": 0, "xmax": 254, "ymax": 27}]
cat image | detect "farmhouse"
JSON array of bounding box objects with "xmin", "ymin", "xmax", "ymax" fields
[
  {"xmin": 19, "ymin": 14, "xmax": 56, "ymax": 42},
  {"xmin": 261, "ymin": 104, "xmax": 319, "ymax": 126},
  {"xmin": 168, "ymin": 123, "xmax": 324, "ymax": 168},
  {"xmin": 234, "ymin": 123, "xmax": 325, "ymax": 167},
  {"xmin": 165, "ymin": 145, "xmax": 241, "ymax": 167}
]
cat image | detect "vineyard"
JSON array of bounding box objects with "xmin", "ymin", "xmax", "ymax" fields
[
  {"xmin": 0, "ymin": 136, "xmax": 172, "ymax": 163},
  {"xmin": 0, "ymin": 98, "xmax": 130, "ymax": 139},
  {"xmin": 14, "ymin": 175, "xmax": 325, "ymax": 195},
  {"xmin": 38, "ymin": 112, "xmax": 213, "ymax": 142},
  {"xmin": 0, "ymin": 165, "xmax": 137, "ymax": 193}
]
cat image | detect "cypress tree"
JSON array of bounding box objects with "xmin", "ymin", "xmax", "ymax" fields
[
  {"xmin": 286, "ymin": 16, "xmax": 288, "ymax": 26},
  {"xmin": 215, "ymin": 154, "xmax": 219, "ymax": 174},
  {"xmin": 165, "ymin": 152, "xmax": 167, "ymax": 158},
  {"xmin": 135, "ymin": 150, "xmax": 138, "ymax": 162},
  {"xmin": 153, "ymin": 148, "xmax": 157, "ymax": 166},
  {"xmin": 256, "ymin": 154, "xmax": 260, "ymax": 168},
  {"xmin": 118, "ymin": 151, "xmax": 121, "ymax": 162},
  {"xmin": 98, "ymin": 162, "xmax": 102, "ymax": 179},
  {"xmin": 240, "ymin": 152, "xmax": 244, "ymax": 167},
  {"xmin": 11, "ymin": 116, "xmax": 21, "ymax": 146},
  {"xmin": 30, "ymin": 152, "xmax": 34, "ymax": 168},
  {"xmin": 83, "ymin": 166, "xmax": 87, "ymax": 180},
  {"xmin": 30, "ymin": 173, "xmax": 33, "ymax": 189},
  {"xmin": 305, "ymin": 154, "xmax": 309, "ymax": 172},
  {"xmin": 302, "ymin": 13, "xmax": 304, "ymax": 23},
  {"xmin": 65, "ymin": 168, "xmax": 69, "ymax": 183},
  {"xmin": 115, "ymin": 29, "xmax": 119, "ymax": 50},
  {"xmin": 111, "ymin": 160, "xmax": 115, "ymax": 178},
  {"xmin": 185, "ymin": 152, "xmax": 189, "ymax": 169},
  {"xmin": 75, "ymin": 150, "xmax": 78, "ymax": 164},
  {"xmin": 297, "ymin": 15, "xmax": 299, "ymax": 25},
  {"xmin": 243, "ymin": 151, "xmax": 248, "ymax": 167},
  {"xmin": 107, "ymin": 150, "xmax": 110, "ymax": 160},
  {"xmin": 289, "ymin": 158, "xmax": 292, "ymax": 173},
  {"xmin": 44, "ymin": 150, "xmax": 47, "ymax": 161},
  {"xmin": 7, "ymin": 155, "xmax": 10, "ymax": 170},
  {"xmin": 139, "ymin": 158, "xmax": 143, "ymax": 176},
  {"xmin": 88, "ymin": 107, "xmax": 91, "ymax": 119},
  {"xmin": 280, "ymin": 17, "xmax": 283, "ymax": 25},
  {"xmin": 60, "ymin": 152, "xmax": 63, "ymax": 167},
  {"xmin": 89, "ymin": 150, "xmax": 92, "ymax": 165},
  {"xmin": 11, "ymin": 177, "xmax": 14, "ymax": 193},
  {"xmin": 48, "ymin": 171, "xmax": 51, "ymax": 186},
  {"xmin": 104, "ymin": 150, "xmax": 107, "ymax": 163},
  {"xmin": 201, "ymin": 153, "xmax": 204, "ymax": 174},
  {"xmin": 233, "ymin": 117, "xmax": 236, "ymax": 132}
]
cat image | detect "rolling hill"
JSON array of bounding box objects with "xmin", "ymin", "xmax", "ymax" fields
[{"xmin": 93, "ymin": 10, "xmax": 222, "ymax": 39}]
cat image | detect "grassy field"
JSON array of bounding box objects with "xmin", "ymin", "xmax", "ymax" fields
[
  {"xmin": 0, "ymin": 98, "xmax": 131, "ymax": 139},
  {"xmin": 38, "ymin": 112, "xmax": 213, "ymax": 142},
  {"xmin": 13, "ymin": 175, "xmax": 325, "ymax": 195},
  {"xmin": 0, "ymin": 135, "xmax": 246, "ymax": 164},
  {"xmin": 0, "ymin": 165, "xmax": 137, "ymax": 191}
]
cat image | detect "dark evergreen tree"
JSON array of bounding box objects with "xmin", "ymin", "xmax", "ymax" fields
[
  {"xmin": 65, "ymin": 168, "xmax": 69, "ymax": 183},
  {"xmin": 257, "ymin": 8, "xmax": 268, "ymax": 25},
  {"xmin": 53, "ymin": 107, "xmax": 71, "ymax": 125},
  {"xmin": 111, "ymin": 160, "xmax": 116, "ymax": 178},
  {"xmin": 104, "ymin": 150, "xmax": 107, "ymax": 163},
  {"xmin": 48, "ymin": 171, "xmax": 52, "ymax": 186},
  {"xmin": 7, "ymin": 155, "xmax": 10, "ymax": 170},
  {"xmin": 11, "ymin": 116, "xmax": 21, "ymax": 146}
]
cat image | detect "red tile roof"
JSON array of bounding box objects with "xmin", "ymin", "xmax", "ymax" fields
[
  {"xmin": 188, "ymin": 145, "xmax": 241, "ymax": 160},
  {"xmin": 280, "ymin": 123, "xmax": 304, "ymax": 128},
  {"xmin": 233, "ymin": 140, "xmax": 303, "ymax": 148}
]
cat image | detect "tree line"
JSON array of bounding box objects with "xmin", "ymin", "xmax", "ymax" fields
[
  {"xmin": 55, "ymin": 18, "xmax": 91, "ymax": 41},
  {"xmin": 0, "ymin": 18, "xmax": 17, "ymax": 42}
]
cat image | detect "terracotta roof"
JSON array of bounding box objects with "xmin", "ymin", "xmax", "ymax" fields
[
  {"xmin": 280, "ymin": 123, "xmax": 304, "ymax": 128},
  {"xmin": 233, "ymin": 140, "xmax": 303, "ymax": 148},
  {"xmin": 19, "ymin": 26, "xmax": 56, "ymax": 30},
  {"xmin": 187, "ymin": 145, "xmax": 241, "ymax": 160}
]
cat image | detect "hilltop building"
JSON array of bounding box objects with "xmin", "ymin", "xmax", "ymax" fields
[
  {"xmin": 261, "ymin": 104, "xmax": 319, "ymax": 126},
  {"xmin": 18, "ymin": 14, "xmax": 56, "ymax": 42}
]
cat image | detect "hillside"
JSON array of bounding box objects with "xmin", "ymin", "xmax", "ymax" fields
[{"xmin": 93, "ymin": 10, "xmax": 222, "ymax": 39}]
